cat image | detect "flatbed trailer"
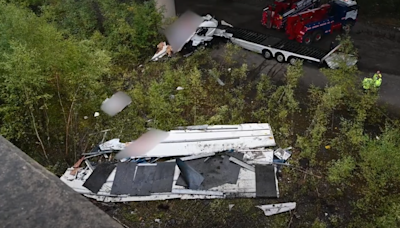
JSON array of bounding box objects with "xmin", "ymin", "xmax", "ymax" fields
[{"xmin": 216, "ymin": 26, "xmax": 338, "ymax": 66}]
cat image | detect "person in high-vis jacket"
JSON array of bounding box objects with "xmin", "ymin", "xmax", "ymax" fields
[
  {"xmin": 373, "ymin": 70, "xmax": 382, "ymax": 88},
  {"xmin": 362, "ymin": 77, "xmax": 373, "ymax": 90}
]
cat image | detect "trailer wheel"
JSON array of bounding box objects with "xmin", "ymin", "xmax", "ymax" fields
[
  {"xmin": 313, "ymin": 30, "xmax": 323, "ymax": 42},
  {"xmin": 303, "ymin": 33, "xmax": 312, "ymax": 45},
  {"xmin": 276, "ymin": 53, "xmax": 285, "ymax": 63},
  {"xmin": 262, "ymin": 49, "xmax": 272, "ymax": 59}
]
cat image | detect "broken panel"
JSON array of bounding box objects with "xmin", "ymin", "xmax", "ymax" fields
[
  {"xmin": 255, "ymin": 165, "xmax": 278, "ymax": 198},
  {"xmin": 176, "ymin": 152, "xmax": 244, "ymax": 190},
  {"xmin": 150, "ymin": 162, "xmax": 176, "ymax": 193},
  {"xmin": 176, "ymin": 158, "xmax": 204, "ymax": 190},
  {"xmin": 110, "ymin": 163, "xmax": 137, "ymax": 195},
  {"xmin": 130, "ymin": 165, "xmax": 157, "ymax": 196},
  {"xmin": 83, "ymin": 163, "xmax": 116, "ymax": 194}
]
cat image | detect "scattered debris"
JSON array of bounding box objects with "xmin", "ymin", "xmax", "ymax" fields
[
  {"xmin": 228, "ymin": 204, "xmax": 235, "ymax": 211},
  {"xmin": 151, "ymin": 41, "xmax": 173, "ymax": 61},
  {"xmin": 60, "ymin": 123, "xmax": 291, "ymax": 202},
  {"xmin": 256, "ymin": 202, "xmax": 296, "ymax": 216},
  {"xmin": 208, "ymin": 69, "xmax": 225, "ymax": 86},
  {"xmin": 229, "ymin": 156, "xmax": 255, "ymax": 172},
  {"xmin": 273, "ymin": 147, "xmax": 292, "ymax": 161},
  {"xmin": 176, "ymin": 158, "xmax": 204, "ymax": 190},
  {"xmin": 325, "ymin": 145, "xmax": 331, "ymax": 149}
]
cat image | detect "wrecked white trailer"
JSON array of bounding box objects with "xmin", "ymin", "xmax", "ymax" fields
[{"xmin": 60, "ymin": 123, "xmax": 290, "ymax": 202}]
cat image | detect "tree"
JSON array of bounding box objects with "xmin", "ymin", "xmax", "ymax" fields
[
  {"xmin": 42, "ymin": 0, "xmax": 164, "ymax": 70},
  {"xmin": 0, "ymin": 1, "xmax": 110, "ymax": 165}
]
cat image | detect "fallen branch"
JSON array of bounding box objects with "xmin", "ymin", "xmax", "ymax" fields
[{"xmin": 112, "ymin": 216, "xmax": 129, "ymax": 228}]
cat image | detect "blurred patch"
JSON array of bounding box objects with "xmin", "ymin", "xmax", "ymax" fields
[
  {"xmin": 100, "ymin": 91, "xmax": 132, "ymax": 117},
  {"xmin": 115, "ymin": 129, "xmax": 169, "ymax": 160},
  {"xmin": 164, "ymin": 10, "xmax": 204, "ymax": 53}
]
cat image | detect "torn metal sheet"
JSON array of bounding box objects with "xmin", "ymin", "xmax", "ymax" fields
[
  {"xmin": 255, "ymin": 165, "xmax": 278, "ymax": 198},
  {"xmin": 60, "ymin": 123, "xmax": 283, "ymax": 202},
  {"xmin": 150, "ymin": 162, "xmax": 176, "ymax": 193},
  {"xmin": 102, "ymin": 123, "xmax": 276, "ymax": 159},
  {"xmin": 176, "ymin": 158, "xmax": 204, "ymax": 190},
  {"xmin": 229, "ymin": 156, "xmax": 255, "ymax": 172},
  {"xmin": 176, "ymin": 153, "xmax": 244, "ymax": 190},
  {"xmin": 256, "ymin": 202, "xmax": 296, "ymax": 216},
  {"xmin": 99, "ymin": 139, "xmax": 126, "ymax": 151},
  {"xmin": 241, "ymin": 150, "xmax": 274, "ymax": 165},
  {"xmin": 166, "ymin": 153, "xmax": 216, "ymax": 162},
  {"xmin": 110, "ymin": 163, "xmax": 137, "ymax": 195},
  {"xmin": 130, "ymin": 165, "xmax": 157, "ymax": 196},
  {"xmin": 91, "ymin": 124, "xmax": 276, "ymax": 159},
  {"xmin": 171, "ymin": 189, "xmax": 224, "ymax": 196},
  {"xmin": 83, "ymin": 163, "xmax": 116, "ymax": 194}
]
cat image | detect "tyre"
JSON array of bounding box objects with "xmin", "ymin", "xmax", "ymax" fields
[
  {"xmin": 276, "ymin": 53, "xmax": 285, "ymax": 63},
  {"xmin": 289, "ymin": 57, "xmax": 298, "ymax": 65},
  {"xmin": 262, "ymin": 49, "xmax": 272, "ymax": 59},
  {"xmin": 342, "ymin": 20, "xmax": 355, "ymax": 33},
  {"xmin": 302, "ymin": 33, "xmax": 312, "ymax": 45},
  {"xmin": 313, "ymin": 30, "xmax": 323, "ymax": 42}
]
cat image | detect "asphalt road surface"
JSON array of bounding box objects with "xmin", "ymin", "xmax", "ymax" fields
[{"xmin": 175, "ymin": 0, "xmax": 400, "ymax": 114}]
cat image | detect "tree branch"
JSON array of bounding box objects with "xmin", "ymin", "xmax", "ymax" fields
[
  {"xmin": 65, "ymin": 87, "xmax": 80, "ymax": 156},
  {"xmin": 24, "ymin": 88, "xmax": 49, "ymax": 162}
]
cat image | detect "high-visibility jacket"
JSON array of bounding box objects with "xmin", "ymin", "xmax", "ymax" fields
[
  {"xmin": 373, "ymin": 73, "xmax": 382, "ymax": 88},
  {"xmin": 363, "ymin": 78, "xmax": 373, "ymax": 90},
  {"xmin": 373, "ymin": 73, "xmax": 382, "ymax": 81},
  {"xmin": 375, "ymin": 78, "xmax": 382, "ymax": 87}
]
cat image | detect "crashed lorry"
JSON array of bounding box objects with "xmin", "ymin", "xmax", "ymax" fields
[
  {"xmin": 61, "ymin": 123, "xmax": 293, "ymax": 202},
  {"xmin": 152, "ymin": 13, "xmax": 357, "ymax": 69}
]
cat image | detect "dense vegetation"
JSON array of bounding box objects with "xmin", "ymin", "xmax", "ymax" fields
[{"xmin": 0, "ymin": 0, "xmax": 399, "ymax": 227}]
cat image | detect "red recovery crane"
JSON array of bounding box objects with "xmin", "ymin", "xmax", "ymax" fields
[
  {"xmin": 261, "ymin": 0, "xmax": 320, "ymax": 30},
  {"xmin": 284, "ymin": 0, "xmax": 359, "ymax": 44}
]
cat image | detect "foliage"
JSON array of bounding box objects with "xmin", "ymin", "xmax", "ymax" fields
[
  {"xmin": 296, "ymin": 34, "xmax": 383, "ymax": 164},
  {"xmin": 350, "ymin": 126, "xmax": 400, "ymax": 227},
  {"xmin": 311, "ymin": 218, "xmax": 327, "ymax": 228},
  {"xmin": 327, "ymin": 156, "xmax": 356, "ymax": 185},
  {"xmin": 0, "ymin": 1, "xmax": 110, "ymax": 166},
  {"xmin": 42, "ymin": 0, "xmax": 164, "ymax": 70},
  {"xmin": 253, "ymin": 60, "xmax": 302, "ymax": 146},
  {"xmin": 1, "ymin": 1, "xmax": 400, "ymax": 227}
]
